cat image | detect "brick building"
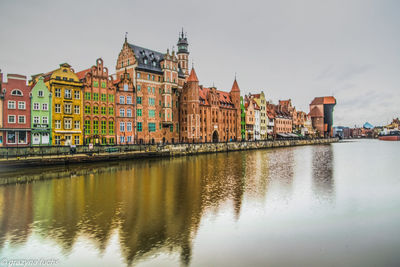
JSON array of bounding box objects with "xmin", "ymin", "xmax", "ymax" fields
[
  {"xmin": 244, "ymin": 97, "xmax": 256, "ymax": 140},
  {"xmin": 251, "ymin": 92, "xmax": 267, "ymax": 139},
  {"xmin": 78, "ymin": 58, "xmax": 116, "ymax": 145},
  {"xmin": 115, "ymin": 33, "xmax": 185, "ymax": 144},
  {"xmin": 309, "ymin": 96, "xmax": 336, "ymax": 137},
  {"xmin": 114, "ymin": 70, "xmax": 135, "ymax": 144},
  {"xmin": 1, "ymin": 74, "xmax": 31, "ymax": 146},
  {"xmin": 0, "ymin": 72, "xmax": 3, "ymax": 146}
]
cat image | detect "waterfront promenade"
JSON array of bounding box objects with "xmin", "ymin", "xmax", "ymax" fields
[{"xmin": 0, "ymin": 138, "xmax": 337, "ymax": 169}]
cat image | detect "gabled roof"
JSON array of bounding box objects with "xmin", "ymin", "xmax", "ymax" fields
[
  {"xmin": 310, "ymin": 96, "xmax": 336, "ymax": 105},
  {"xmin": 309, "ymin": 106, "xmax": 323, "ymax": 117},
  {"xmin": 76, "ymin": 68, "xmax": 91, "ymax": 80},
  {"xmin": 187, "ymin": 68, "xmax": 199, "ymax": 82},
  {"xmin": 231, "ymin": 79, "xmax": 240, "ymax": 92},
  {"xmin": 128, "ymin": 43, "xmax": 164, "ymax": 73}
]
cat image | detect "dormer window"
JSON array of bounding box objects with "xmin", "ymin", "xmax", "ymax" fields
[
  {"xmin": 11, "ymin": 89, "xmax": 23, "ymax": 96},
  {"xmin": 152, "ymin": 61, "xmax": 156, "ymax": 67},
  {"xmin": 144, "ymin": 58, "xmax": 148, "ymax": 64}
]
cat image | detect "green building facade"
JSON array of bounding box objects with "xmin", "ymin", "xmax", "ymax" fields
[
  {"xmin": 31, "ymin": 77, "xmax": 52, "ymax": 145},
  {"xmin": 240, "ymin": 96, "xmax": 246, "ymax": 140}
]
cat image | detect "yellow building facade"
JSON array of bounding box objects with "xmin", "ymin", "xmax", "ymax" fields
[
  {"xmin": 44, "ymin": 63, "xmax": 83, "ymax": 146},
  {"xmin": 251, "ymin": 91, "xmax": 267, "ymax": 139}
]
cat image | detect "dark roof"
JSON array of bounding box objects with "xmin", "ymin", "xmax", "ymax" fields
[{"xmin": 128, "ymin": 43, "xmax": 164, "ymax": 74}]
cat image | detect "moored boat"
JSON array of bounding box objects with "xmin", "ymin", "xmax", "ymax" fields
[{"xmin": 378, "ymin": 130, "xmax": 400, "ymax": 141}]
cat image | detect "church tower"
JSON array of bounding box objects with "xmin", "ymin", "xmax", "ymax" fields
[
  {"xmin": 177, "ymin": 29, "xmax": 189, "ymax": 77},
  {"xmin": 230, "ymin": 77, "xmax": 242, "ymax": 141}
]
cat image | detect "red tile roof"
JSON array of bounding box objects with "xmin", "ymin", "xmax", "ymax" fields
[
  {"xmin": 310, "ymin": 96, "xmax": 336, "ymax": 105},
  {"xmin": 113, "ymin": 79, "xmax": 121, "ymax": 85},
  {"xmin": 76, "ymin": 68, "xmax": 91, "ymax": 80},
  {"xmin": 187, "ymin": 68, "xmax": 199, "ymax": 82}
]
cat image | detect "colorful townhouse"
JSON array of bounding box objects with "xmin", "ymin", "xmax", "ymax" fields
[
  {"xmin": 43, "ymin": 63, "xmax": 83, "ymax": 146},
  {"xmin": 254, "ymin": 101, "xmax": 261, "ymax": 140},
  {"xmin": 240, "ymin": 96, "xmax": 246, "ymax": 140},
  {"xmin": 115, "ymin": 70, "xmax": 135, "ymax": 144},
  {"xmin": 266, "ymin": 102, "xmax": 275, "ymax": 139},
  {"xmin": 251, "ymin": 92, "xmax": 267, "ymax": 139},
  {"xmin": 273, "ymin": 105, "xmax": 293, "ymax": 136},
  {"xmin": 1, "ymin": 73, "xmax": 31, "ymax": 146},
  {"xmin": 244, "ymin": 97, "xmax": 255, "ymax": 140},
  {"xmin": 77, "ymin": 58, "xmax": 116, "ymax": 145},
  {"xmin": 0, "ymin": 72, "xmax": 3, "ymax": 146},
  {"xmin": 30, "ymin": 76, "xmax": 52, "ymax": 145}
]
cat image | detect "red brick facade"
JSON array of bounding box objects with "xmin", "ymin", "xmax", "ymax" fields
[
  {"xmin": 1, "ymin": 74, "xmax": 31, "ymax": 146},
  {"xmin": 115, "ymin": 71, "xmax": 135, "ymax": 144}
]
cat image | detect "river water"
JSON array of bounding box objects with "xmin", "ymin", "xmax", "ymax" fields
[{"xmin": 0, "ymin": 139, "xmax": 399, "ymax": 266}]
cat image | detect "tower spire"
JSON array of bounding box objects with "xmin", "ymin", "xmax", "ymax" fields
[{"xmin": 125, "ymin": 32, "xmax": 128, "ymax": 43}]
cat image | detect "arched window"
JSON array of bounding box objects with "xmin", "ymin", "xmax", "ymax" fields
[{"xmin": 11, "ymin": 89, "xmax": 23, "ymax": 96}]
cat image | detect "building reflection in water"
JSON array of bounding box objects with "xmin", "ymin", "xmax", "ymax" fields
[
  {"xmin": 312, "ymin": 145, "xmax": 335, "ymax": 203},
  {"xmin": 0, "ymin": 152, "xmax": 250, "ymax": 266}
]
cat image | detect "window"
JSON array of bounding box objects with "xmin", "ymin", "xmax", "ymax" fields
[
  {"xmin": 74, "ymin": 136, "xmax": 80, "ymax": 145},
  {"xmin": 127, "ymin": 96, "xmax": 132, "ymax": 104},
  {"xmin": 137, "ymin": 85, "xmax": 141, "ymax": 91},
  {"xmin": 127, "ymin": 136, "xmax": 132, "ymax": 143},
  {"xmin": 149, "ymin": 110, "xmax": 155, "ymax": 118},
  {"xmin": 148, "ymin": 122, "xmax": 156, "ymax": 132},
  {"xmin": 8, "ymin": 101, "xmax": 16, "ymax": 109},
  {"xmin": 8, "ymin": 115, "xmax": 16, "ymax": 123},
  {"xmin": 108, "ymin": 107, "xmax": 114, "ymax": 115},
  {"xmin": 93, "ymin": 120, "xmax": 99, "ymax": 134},
  {"xmin": 101, "ymin": 82, "xmax": 106, "ymax": 88},
  {"xmin": 64, "ymin": 104, "xmax": 72, "ymax": 114},
  {"xmin": 120, "ymin": 136, "xmax": 125, "ymax": 143},
  {"xmin": 148, "ymin": 87, "xmax": 151, "ymax": 93},
  {"xmin": 148, "ymin": 98, "xmax": 155, "ymax": 106},
  {"xmin": 33, "ymin": 103, "xmax": 40, "ymax": 110},
  {"xmin": 18, "ymin": 116, "xmax": 25, "ymax": 124},
  {"xmin": 101, "ymin": 94, "xmax": 107, "ymax": 101},
  {"xmin": 127, "ymin": 109, "xmax": 132, "ymax": 117},
  {"xmin": 152, "ymin": 87, "xmax": 155, "ymax": 94},
  {"xmin": 33, "ymin": 116, "xmax": 40, "ymax": 124},
  {"xmin": 85, "ymin": 92, "xmax": 91, "ymax": 100},
  {"xmin": 74, "ymin": 120, "xmax": 80, "ymax": 129},
  {"xmin": 74, "ymin": 105, "xmax": 80, "ymax": 114},
  {"xmin": 101, "ymin": 106, "xmax": 106, "ymax": 115},
  {"xmin": 93, "ymin": 93, "xmax": 99, "ymax": 100},
  {"xmin": 42, "ymin": 116, "xmax": 48, "ymax": 124},
  {"xmin": 18, "ymin": 131, "xmax": 27, "ymax": 144},
  {"xmin": 64, "ymin": 118, "xmax": 72, "ymax": 129},
  {"xmin": 93, "ymin": 106, "xmax": 98, "ymax": 114},
  {"xmin": 137, "ymin": 72, "xmax": 141, "ymax": 78},
  {"xmin": 119, "ymin": 96, "xmax": 125, "ymax": 104},
  {"xmin": 124, "ymin": 84, "xmax": 128, "ymax": 91},
  {"xmin": 74, "ymin": 90, "xmax": 80, "ymax": 99},
  {"xmin": 120, "ymin": 109, "xmax": 125, "ymax": 117},
  {"xmin": 101, "ymin": 121, "xmax": 106, "ymax": 134},
  {"xmin": 120, "ymin": 122, "xmax": 125, "ymax": 132},
  {"xmin": 85, "ymin": 120, "xmax": 91, "ymax": 135},
  {"xmin": 18, "ymin": 101, "xmax": 26, "ymax": 110},
  {"xmin": 93, "ymin": 81, "xmax": 99, "ymax": 87},
  {"xmin": 170, "ymin": 125, "xmax": 174, "ymax": 132},
  {"xmin": 42, "ymin": 103, "xmax": 48, "ymax": 110},
  {"xmin": 137, "ymin": 97, "xmax": 142, "ymax": 104},
  {"xmin": 108, "ymin": 94, "xmax": 114, "ymax": 102},
  {"xmin": 127, "ymin": 122, "xmax": 132, "ymax": 132},
  {"xmin": 109, "ymin": 121, "xmax": 114, "ymax": 134},
  {"xmin": 55, "ymin": 120, "xmax": 61, "ymax": 129},
  {"xmin": 38, "ymin": 90, "xmax": 44, "ymax": 97},
  {"xmin": 65, "ymin": 89, "xmax": 71, "ymax": 99},
  {"xmin": 85, "ymin": 105, "xmax": 91, "ymax": 114},
  {"xmin": 137, "ymin": 122, "xmax": 142, "ymax": 132},
  {"xmin": 137, "ymin": 109, "xmax": 142, "ymax": 116},
  {"xmin": 55, "ymin": 136, "xmax": 61, "ymax": 145},
  {"xmin": 147, "ymin": 74, "xmax": 150, "ymax": 79},
  {"xmin": 55, "ymin": 88, "xmax": 61, "ymax": 97},
  {"xmin": 7, "ymin": 131, "xmax": 16, "ymax": 144},
  {"xmin": 11, "ymin": 89, "xmax": 23, "ymax": 96}
]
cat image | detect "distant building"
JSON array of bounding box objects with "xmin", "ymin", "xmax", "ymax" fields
[
  {"xmin": 0, "ymin": 72, "xmax": 3, "ymax": 146},
  {"xmin": 251, "ymin": 92, "xmax": 267, "ymax": 139},
  {"xmin": 333, "ymin": 126, "xmax": 350, "ymax": 139},
  {"xmin": 244, "ymin": 97, "xmax": 255, "ymax": 140},
  {"xmin": 309, "ymin": 96, "xmax": 336, "ymax": 137},
  {"xmin": 240, "ymin": 96, "xmax": 246, "ymax": 140},
  {"xmin": 1, "ymin": 73, "xmax": 31, "ymax": 147}
]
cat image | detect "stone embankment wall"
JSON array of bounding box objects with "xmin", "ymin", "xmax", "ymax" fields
[{"xmin": 0, "ymin": 138, "xmax": 337, "ymax": 168}]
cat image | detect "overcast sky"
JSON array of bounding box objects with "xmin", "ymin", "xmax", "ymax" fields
[{"xmin": 1, "ymin": 0, "xmax": 399, "ymax": 127}]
